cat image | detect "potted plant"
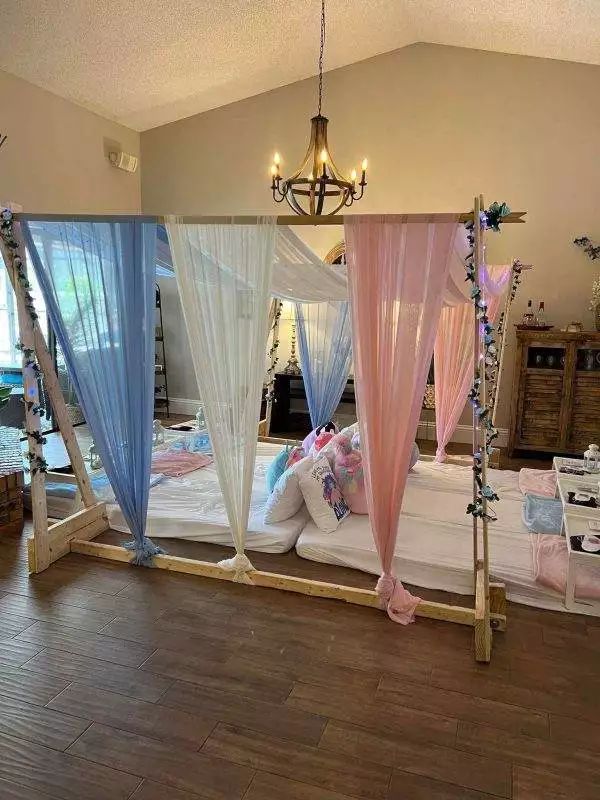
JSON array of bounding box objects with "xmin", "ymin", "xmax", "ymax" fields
[
  {"xmin": 0, "ymin": 384, "xmax": 25, "ymax": 535},
  {"xmin": 574, "ymin": 237, "xmax": 600, "ymax": 331},
  {"xmin": 0, "ymin": 385, "xmax": 10, "ymax": 411}
]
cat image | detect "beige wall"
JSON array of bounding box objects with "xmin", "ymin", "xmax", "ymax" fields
[
  {"xmin": 0, "ymin": 69, "xmax": 140, "ymax": 213},
  {"xmin": 141, "ymin": 43, "xmax": 600, "ymax": 430}
]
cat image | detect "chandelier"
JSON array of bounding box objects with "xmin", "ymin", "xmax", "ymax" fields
[{"xmin": 269, "ymin": 0, "xmax": 368, "ymax": 216}]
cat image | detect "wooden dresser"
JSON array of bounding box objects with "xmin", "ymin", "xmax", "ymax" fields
[{"xmin": 508, "ymin": 330, "xmax": 600, "ymax": 456}]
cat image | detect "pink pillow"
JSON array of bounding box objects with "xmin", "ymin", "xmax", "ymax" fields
[{"xmin": 332, "ymin": 435, "xmax": 368, "ymax": 515}]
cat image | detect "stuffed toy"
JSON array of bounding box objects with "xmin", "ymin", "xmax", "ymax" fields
[
  {"xmin": 331, "ymin": 434, "xmax": 368, "ymax": 514},
  {"xmin": 302, "ymin": 421, "xmax": 338, "ymax": 454}
]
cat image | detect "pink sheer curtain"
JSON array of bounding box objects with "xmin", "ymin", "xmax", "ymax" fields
[
  {"xmin": 434, "ymin": 264, "xmax": 511, "ymax": 462},
  {"xmin": 345, "ymin": 215, "xmax": 458, "ymax": 624}
]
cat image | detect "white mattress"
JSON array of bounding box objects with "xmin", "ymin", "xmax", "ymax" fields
[
  {"xmin": 296, "ymin": 460, "xmax": 570, "ymax": 611},
  {"xmin": 108, "ymin": 442, "xmax": 309, "ymax": 553}
]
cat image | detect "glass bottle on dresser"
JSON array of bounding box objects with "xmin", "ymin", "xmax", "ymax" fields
[
  {"xmin": 522, "ymin": 300, "xmax": 535, "ymax": 326},
  {"xmin": 535, "ymin": 301, "xmax": 546, "ymax": 327}
]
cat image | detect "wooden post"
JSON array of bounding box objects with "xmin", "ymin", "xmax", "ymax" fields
[
  {"xmin": 0, "ymin": 222, "xmax": 50, "ymax": 571},
  {"xmin": 471, "ymin": 197, "xmax": 480, "ymax": 591},
  {"xmin": 475, "ymin": 193, "xmax": 492, "ymax": 662}
]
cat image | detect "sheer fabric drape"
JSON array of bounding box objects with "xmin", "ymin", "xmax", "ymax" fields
[
  {"xmin": 434, "ymin": 264, "xmax": 511, "ymax": 461},
  {"xmin": 22, "ymin": 219, "xmax": 160, "ymax": 565},
  {"xmin": 166, "ymin": 217, "xmax": 276, "ymax": 578},
  {"xmin": 345, "ymin": 215, "xmax": 458, "ymax": 624},
  {"xmin": 295, "ymin": 301, "xmax": 352, "ymax": 429}
]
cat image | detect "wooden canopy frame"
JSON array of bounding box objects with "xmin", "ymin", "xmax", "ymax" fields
[{"xmin": 2, "ymin": 201, "xmax": 525, "ymax": 662}]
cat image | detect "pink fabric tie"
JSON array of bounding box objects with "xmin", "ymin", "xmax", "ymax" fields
[
  {"xmin": 376, "ymin": 573, "xmax": 421, "ymax": 625},
  {"xmin": 435, "ymin": 446, "xmax": 447, "ymax": 463}
]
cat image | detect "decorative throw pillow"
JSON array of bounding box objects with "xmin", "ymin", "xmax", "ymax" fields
[
  {"xmin": 264, "ymin": 456, "xmax": 311, "ymax": 523},
  {"xmin": 299, "ymin": 454, "xmax": 350, "ymax": 533},
  {"xmin": 332, "ymin": 436, "xmax": 368, "ymax": 515},
  {"xmin": 266, "ymin": 447, "xmax": 290, "ymax": 494}
]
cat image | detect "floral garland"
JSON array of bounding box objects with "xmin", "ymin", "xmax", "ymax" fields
[
  {"xmin": 574, "ymin": 236, "xmax": 600, "ymax": 311},
  {"xmin": 574, "ymin": 236, "xmax": 600, "ymax": 261},
  {"xmin": 0, "ymin": 210, "xmax": 47, "ymax": 475},
  {"xmin": 265, "ymin": 301, "xmax": 282, "ymax": 404},
  {"xmin": 0, "ymin": 209, "xmax": 38, "ymax": 323},
  {"xmin": 465, "ymin": 202, "xmax": 510, "ymax": 521}
]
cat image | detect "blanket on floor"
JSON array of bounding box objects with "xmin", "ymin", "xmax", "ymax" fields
[
  {"xmin": 531, "ymin": 533, "xmax": 600, "ymax": 599},
  {"xmin": 522, "ymin": 494, "xmax": 563, "ymax": 535},
  {"xmin": 518, "ymin": 468, "xmax": 557, "ymax": 497}
]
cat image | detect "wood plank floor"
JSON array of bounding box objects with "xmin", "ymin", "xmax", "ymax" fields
[{"xmin": 1, "ymin": 523, "xmax": 599, "ymax": 799}]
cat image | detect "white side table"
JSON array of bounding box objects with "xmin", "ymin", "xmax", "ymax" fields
[{"xmin": 553, "ymin": 457, "xmax": 600, "ymax": 610}]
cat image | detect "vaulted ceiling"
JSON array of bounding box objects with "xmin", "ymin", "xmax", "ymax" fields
[{"xmin": 3, "ymin": 0, "xmax": 599, "ymax": 130}]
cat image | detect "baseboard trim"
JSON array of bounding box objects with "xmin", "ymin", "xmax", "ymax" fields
[
  {"xmin": 417, "ymin": 421, "xmax": 509, "ymax": 449},
  {"xmin": 167, "ymin": 398, "xmax": 508, "ymax": 448}
]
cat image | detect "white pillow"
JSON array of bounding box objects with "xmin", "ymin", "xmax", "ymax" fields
[
  {"xmin": 263, "ymin": 456, "xmax": 311, "ymax": 523},
  {"xmin": 299, "ymin": 454, "xmax": 350, "ymax": 533}
]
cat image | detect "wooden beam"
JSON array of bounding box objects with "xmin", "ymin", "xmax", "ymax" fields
[
  {"xmin": 14, "ymin": 211, "xmax": 528, "ymax": 226},
  {"xmin": 70, "ymin": 539, "xmax": 481, "ymax": 628},
  {"xmin": 29, "ymin": 503, "xmax": 108, "ymax": 570}
]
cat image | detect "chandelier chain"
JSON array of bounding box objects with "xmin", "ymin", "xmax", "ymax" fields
[{"xmin": 317, "ymin": 0, "xmax": 325, "ymax": 116}]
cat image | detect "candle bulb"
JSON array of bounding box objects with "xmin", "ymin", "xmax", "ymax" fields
[
  {"xmin": 273, "ymin": 152, "xmax": 281, "ymax": 166},
  {"xmin": 350, "ymin": 169, "xmax": 357, "ymax": 184},
  {"xmin": 320, "ymin": 149, "xmax": 328, "ymax": 163},
  {"xmin": 361, "ymin": 158, "xmax": 368, "ymax": 172},
  {"xmin": 270, "ymin": 165, "xmax": 278, "ymax": 176}
]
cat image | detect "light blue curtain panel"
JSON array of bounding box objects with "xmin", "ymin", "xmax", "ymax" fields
[
  {"xmin": 295, "ymin": 300, "xmax": 352, "ymax": 429},
  {"xmin": 22, "ymin": 218, "xmax": 163, "ymax": 566}
]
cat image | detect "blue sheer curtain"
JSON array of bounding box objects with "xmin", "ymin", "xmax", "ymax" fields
[
  {"xmin": 22, "ymin": 219, "xmax": 162, "ymax": 565},
  {"xmin": 295, "ymin": 300, "xmax": 352, "ymax": 429}
]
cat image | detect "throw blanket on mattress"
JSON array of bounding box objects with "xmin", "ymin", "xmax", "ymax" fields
[
  {"xmin": 151, "ymin": 451, "xmax": 213, "ymax": 477},
  {"xmin": 522, "ymin": 494, "xmax": 563, "ymax": 535},
  {"xmin": 519, "ymin": 468, "xmax": 557, "ymax": 497}
]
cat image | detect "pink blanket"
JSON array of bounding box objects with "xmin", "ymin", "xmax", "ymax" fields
[
  {"xmin": 151, "ymin": 451, "xmax": 213, "ymax": 477},
  {"xmin": 519, "ymin": 468, "xmax": 557, "ymax": 497},
  {"xmin": 531, "ymin": 533, "xmax": 600, "ymax": 599}
]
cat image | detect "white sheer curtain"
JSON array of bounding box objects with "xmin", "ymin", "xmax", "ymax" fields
[{"xmin": 166, "ymin": 217, "xmax": 276, "ymax": 579}]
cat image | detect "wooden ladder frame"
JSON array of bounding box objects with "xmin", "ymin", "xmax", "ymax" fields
[
  {"xmin": 2, "ymin": 202, "xmax": 520, "ymax": 662},
  {"xmin": 0, "ymin": 217, "xmax": 110, "ymax": 573}
]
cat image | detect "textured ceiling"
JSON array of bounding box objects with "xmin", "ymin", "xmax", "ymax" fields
[{"xmin": 3, "ymin": 0, "xmax": 599, "ymax": 130}]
